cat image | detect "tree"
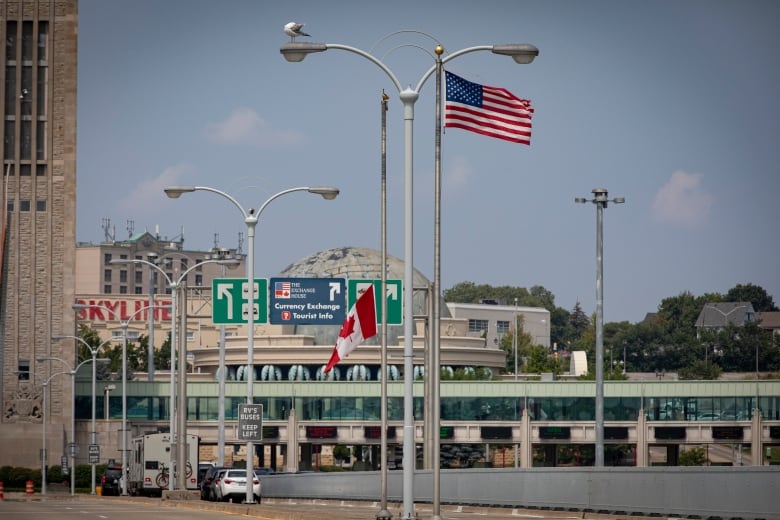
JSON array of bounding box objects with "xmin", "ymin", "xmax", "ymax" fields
[
  {"xmin": 77, "ymin": 325, "xmax": 113, "ymax": 380},
  {"xmin": 679, "ymin": 446, "xmax": 707, "ymax": 466},
  {"xmin": 568, "ymin": 301, "xmax": 590, "ymax": 340},
  {"xmin": 725, "ymin": 283, "xmax": 778, "ymax": 312}
]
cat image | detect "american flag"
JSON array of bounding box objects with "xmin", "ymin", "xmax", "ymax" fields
[
  {"xmin": 444, "ymin": 71, "xmax": 533, "ymax": 145},
  {"xmin": 275, "ymin": 281, "xmax": 291, "ymax": 298}
]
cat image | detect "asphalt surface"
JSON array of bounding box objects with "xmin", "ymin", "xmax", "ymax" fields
[{"xmin": 0, "ymin": 489, "xmax": 669, "ymax": 520}]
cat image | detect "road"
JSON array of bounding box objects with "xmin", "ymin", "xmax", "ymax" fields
[{"xmin": 0, "ymin": 494, "xmax": 636, "ymax": 520}]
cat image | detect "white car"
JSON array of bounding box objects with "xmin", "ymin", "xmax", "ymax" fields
[{"xmin": 215, "ymin": 469, "xmax": 261, "ymax": 503}]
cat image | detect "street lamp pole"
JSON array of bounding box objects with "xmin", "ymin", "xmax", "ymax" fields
[
  {"xmin": 41, "ymin": 336, "xmax": 110, "ymax": 495},
  {"xmin": 164, "ymin": 184, "xmax": 339, "ymax": 503},
  {"xmin": 575, "ymin": 188, "xmax": 624, "ymax": 466},
  {"xmin": 281, "ymin": 38, "xmax": 537, "ymax": 519},
  {"xmin": 72, "ymin": 302, "xmax": 172, "ymax": 493},
  {"xmin": 108, "ymin": 257, "xmax": 236, "ymax": 490},
  {"xmin": 37, "ymin": 369, "xmax": 69, "ymax": 494},
  {"xmin": 208, "ymin": 247, "xmax": 239, "ymax": 467}
]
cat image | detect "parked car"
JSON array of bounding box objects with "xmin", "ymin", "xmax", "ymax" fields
[
  {"xmin": 200, "ymin": 466, "xmax": 226, "ymax": 501},
  {"xmin": 215, "ymin": 468, "xmax": 261, "ymax": 503},
  {"xmin": 197, "ymin": 462, "xmax": 215, "ymax": 494},
  {"xmin": 100, "ymin": 465, "xmax": 123, "ymax": 496}
]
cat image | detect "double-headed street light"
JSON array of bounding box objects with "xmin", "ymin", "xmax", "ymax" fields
[
  {"xmin": 575, "ymin": 188, "xmax": 625, "ymax": 467},
  {"xmin": 164, "ymin": 185, "xmax": 339, "ymax": 503},
  {"xmin": 71, "ymin": 302, "xmax": 172, "ymax": 494},
  {"xmin": 205, "ymin": 247, "xmax": 242, "ymax": 468},
  {"xmin": 108, "ymin": 257, "xmax": 236, "ymax": 490},
  {"xmin": 281, "ymin": 38, "xmax": 537, "ymax": 520},
  {"xmin": 37, "ymin": 368, "xmax": 69, "ymax": 495},
  {"xmin": 48, "ymin": 336, "xmax": 113, "ymax": 494}
]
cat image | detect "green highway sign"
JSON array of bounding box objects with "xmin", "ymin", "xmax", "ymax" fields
[
  {"xmin": 347, "ymin": 279, "xmax": 402, "ymax": 325},
  {"xmin": 212, "ymin": 278, "xmax": 268, "ymax": 324}
]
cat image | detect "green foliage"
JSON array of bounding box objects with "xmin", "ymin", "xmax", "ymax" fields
[
  {"xmin": 678, "ymin": 359, "xmax": 722, "ymax": 380},
  {"xmin": 443, "ymin": 281, "xmax": 778, "ymax": 376},
  {"xmin": 332, "ymin": 445, "xmax": 350, "ymax": 462},
  {"xmin": 679, "ymin": 446, "xmax": 707, "ymax": 466},
  {"xmin": 725, "ymin": 283, "xmax": 778, "ymax": 312},
  {"xmin": 0, "ymin": 465, "xmax": 39, "ymax": 488}
]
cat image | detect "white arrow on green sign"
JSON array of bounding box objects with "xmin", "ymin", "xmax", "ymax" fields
[
  {"xmin": 347, "ymin": 279, "xmax": 402, "ymax": 325},
  {"xmin": 212, "ymin": 278, "xmax": 268, "ymax": 324}
]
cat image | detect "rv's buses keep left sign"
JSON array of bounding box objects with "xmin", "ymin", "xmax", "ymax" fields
[{"xmin": 237, "ymin": 404, "xmax": 263, "ymax": 441}]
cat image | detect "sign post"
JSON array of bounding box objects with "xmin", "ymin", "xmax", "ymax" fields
[
  {"xmin": 88, "ymin": 444, "xmax": 100, "ymax": 464},
  {"xmin": 238, "ymin": 404, "xmax": 263, "ymax": 441}
]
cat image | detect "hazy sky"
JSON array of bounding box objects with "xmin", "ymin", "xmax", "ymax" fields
[{"xmin": 77, "ymin": 0, "xmax": 780, "ymax": 323}]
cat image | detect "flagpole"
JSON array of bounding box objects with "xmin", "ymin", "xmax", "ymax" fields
[
  {"xmin": 378, "ymin": 90, "xmax": 391, "ymax": 520},
  {"xmin": 431, "ymin": 45, "xmax": 443, "ymax": 520}
]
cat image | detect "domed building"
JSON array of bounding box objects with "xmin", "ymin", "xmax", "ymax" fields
[{"xmin": 190, "ymin": 246, "xmax": 510, "ymax": 382}]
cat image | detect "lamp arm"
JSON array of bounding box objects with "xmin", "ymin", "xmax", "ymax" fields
[{"xmin": 327, "ymin": 44, "xmax": 404, "ymax": 93}]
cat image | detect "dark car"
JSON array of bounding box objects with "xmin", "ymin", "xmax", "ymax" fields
[
  {"xmin": 200, "ymin": 465, "xmax": 227, "ymax": 501},
  {"xmin": 197, "ymin": 462, "xmax": 215, "ymax": 492},
  {"xmin": 100, "ymin": 465, "xmax": 123, "ymax": 496}
]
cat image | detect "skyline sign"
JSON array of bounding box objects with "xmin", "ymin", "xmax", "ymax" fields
[{"xmin": 269, "ymin": 277, "xmax": 345, "ymax": 325}]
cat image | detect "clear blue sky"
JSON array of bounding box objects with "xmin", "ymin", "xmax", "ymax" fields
[{"xmin": 77, "ymin": 0, "xmax": 780, "ymax": 324}]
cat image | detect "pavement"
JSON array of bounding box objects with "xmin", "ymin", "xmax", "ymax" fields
[{"xmin": 0, "ymin": 490, "xmax": 669, "ymax": 520}]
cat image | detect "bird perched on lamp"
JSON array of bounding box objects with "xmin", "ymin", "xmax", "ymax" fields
[{"xmin": 284, "ymin": 22, "xmax": 310, "ymax": 41}]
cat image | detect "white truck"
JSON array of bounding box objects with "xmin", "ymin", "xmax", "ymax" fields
[{"xmin": 128, "ymin": 432, "xmax": 199, "ymax": 497}]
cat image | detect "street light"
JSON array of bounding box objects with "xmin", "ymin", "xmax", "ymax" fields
[
  {"xmin": 48, "ymin": 336, "xmax": 113, "ymax": 494},
  {"xmin": 205, "ymin": 247, "xmax": 241, "ymax": 467},
  {"xmin": 36, "ymin": 368, "xmax": 69, "ymax": 495},
  {"xmin": 71, "ymin": 301, "xmax": 172, "ymax": 494},
  {"xmin": 164, "ymin": 184, "xmax": 339, "ymax": 503},
  {"xmin": 281, "ymin": 37, "xmax": 537, "ymax": 520},
  {"xmin": 575, "ymin": 188, "xmax": 624, "ymax": 467},
  {"xmin": 108, "ymin": 257, "xmax": 235, "ymax": 490}
]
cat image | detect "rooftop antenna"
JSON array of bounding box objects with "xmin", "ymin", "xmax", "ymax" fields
[
  {"xmin": 101, "ymin": 217, "xmax": 115, "ymax": 242},
  {"xmin": 213, "ymin": 232, "xmax": 220, "ymax": 249},
  {"xmin": 126, "ymin": 219, "xmax": 135, "ymax": 238}
]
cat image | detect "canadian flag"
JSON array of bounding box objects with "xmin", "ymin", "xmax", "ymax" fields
[{"xmin": 324, "ymin": 284, "xmax": 378, "ymax": 373}]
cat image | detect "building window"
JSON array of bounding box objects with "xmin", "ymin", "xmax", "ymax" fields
[
  {"xmin": 3, "ymin": 164, "xmax": 13, "ymax": 176},
  {"xmin": 104, "ymin": 269, "xmax": 112, "ymax": 282},
  {"xmin": 497, "ymin": 320, "xmax": 510, "ymax": 334},
  {"xmin": 35, "ymin": 199, "xmax": 45, "ymax": 211},
  {"xmin": 468, "ymin": 319, "xmax": 489, "ymax": 334},
  {"xmin": 19, "ymin": 199, "xmax": 30, "ymax": 211},
  {"xmin": 18, "ymin": 360, "xmax": 30, "ymax": 381},
  {"xmin": 114, "ymin": 330, "xmax": 140, "ymax": 341},
  {"xmin": 135, "ymin": 271, "xmax": 143, "ymax": 284},
  {"xmin": 6, "ymin": 200, "xmax": 13, "ymax": 212},
  {"xmin": 19, "ymin": 164, "xmax": 31, "ymax": 176},
  {"xmin": 104, "ymin": 285, "xmax": 112, "ymax": 294},
  {"xmin": 134, "ymin": 287, "xmax": 143, "ymax": 295},
  {"xmin": 195, "ymin": 274, "xmax": 203, "ymax": 286},
  {"xmin": 36, "ymin": 164, "xmax": 46, "ymax": 176},
  {"xmin": 104, "ymin": 253, "xmax": 112, "ymax": 264},
  {"xmin": 119, "ymin": 286, "xmax": 127, "ymax": 294},
  {"xmin": 119, "ymin": 270, "xmax": 127, "ymax": 283},
  {"xmin": 3, "ymin": 120, "xmax": 14, "ymax": 160},
  {"xmin": 36, "ymin": 120, "xmax": 46, "ymax": 159}
]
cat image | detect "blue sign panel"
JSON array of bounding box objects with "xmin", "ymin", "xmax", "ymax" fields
[{"xmin": 269, "ymin": 277, "xmax": 346, "ymax": 325}]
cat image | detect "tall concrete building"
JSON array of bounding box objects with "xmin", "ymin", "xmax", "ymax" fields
[{"xmin": 0, "ymin": 0, "xmax": 77, "ymax": 467}]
